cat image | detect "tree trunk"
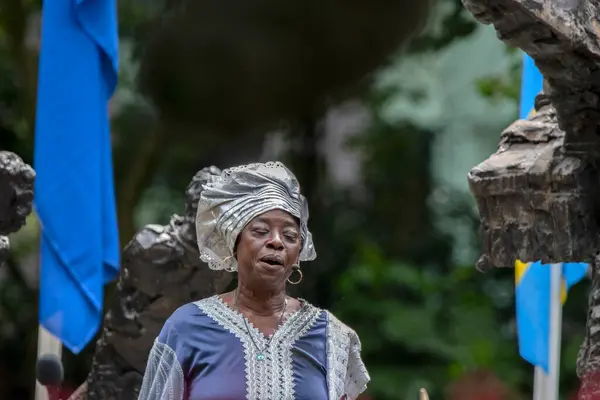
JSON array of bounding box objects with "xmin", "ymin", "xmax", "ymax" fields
[{"xmin": 282, "ymin": 117, "xmax": 330, "ymax": 304}]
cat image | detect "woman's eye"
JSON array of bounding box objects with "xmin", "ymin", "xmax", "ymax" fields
[
  {"xmin": 253, "ymin": 228, "xmax": 268, "ymax": 235},
  {"xmin": 284, "ymin": 233, "xmax": 299, "ymax": 241}
]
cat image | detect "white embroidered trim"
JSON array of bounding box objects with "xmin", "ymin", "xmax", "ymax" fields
[
  {"xmin": 194, "ymin": 296, "xmax": 321, "ymax": 400},
  {"xmin": 138, "ymin": 340, "xmax": 186, "ymax": 400},
  {"xmin": 326, "ymin": 312, "xmax": 370, "ymax": 400}
]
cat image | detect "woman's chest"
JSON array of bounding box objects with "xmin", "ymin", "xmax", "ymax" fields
[{"xmin": 186, "ymin": 323, "xmax": 329, "ymax": 400}]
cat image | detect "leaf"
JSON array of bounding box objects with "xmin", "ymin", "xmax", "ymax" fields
[{"xmin": 386, "ymin": 263, "xmax": 424, "ymax": 289}]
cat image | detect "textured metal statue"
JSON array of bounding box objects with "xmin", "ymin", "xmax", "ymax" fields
[
  {"xmin": 83, "ymin": 166, "xmax": 233, "ymax": 399},
  {"xmin": 468, "ymin": 90, "xmax": 589, "ymax": 270},
  {"xmin": 462, "ymin": 0, "xmax": 600, "ymax": 398},
  {"xmin": 0, "ymin": 151, "xmax": 35, "ymax": 264}
]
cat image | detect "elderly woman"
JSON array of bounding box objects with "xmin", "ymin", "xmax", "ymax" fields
[{"xmin": 139, "ymin": 161, "xmax": 369, "ymax": 400}]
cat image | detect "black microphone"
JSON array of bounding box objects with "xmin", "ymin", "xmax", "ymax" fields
[{"xmin": 36, "ymin": 354, "xmax": 64, "ymax": 399}]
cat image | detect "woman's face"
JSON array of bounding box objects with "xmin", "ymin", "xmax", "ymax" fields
[{"xmin": 235, "ymin": 209, "xmax": 302, "ymax": 288}]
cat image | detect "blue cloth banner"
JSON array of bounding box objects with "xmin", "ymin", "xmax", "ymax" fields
[
  {"xmin": 519, "ymin": 53, "xmax": 544, "ymax": 119},
  {"xmin": 34, "ymin": 0, "xmax": 120, "ymax": 353},
  {"xmin": 515, "ymin": 261, "xmax": 588, "ymax": 372}
]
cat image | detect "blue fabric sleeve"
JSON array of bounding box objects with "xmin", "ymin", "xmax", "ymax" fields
[{"xmin": 139, "ymin": 315, "xmax": 191, "ymax": 400}]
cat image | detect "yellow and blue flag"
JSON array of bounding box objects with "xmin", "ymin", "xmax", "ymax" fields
[
  {"xmin": 520, "ymin": 53, "xmax": 544, "ymax": 119},
  {"xmin": 515, "ymin": 260, "xmax": 588, "ymax": 372},
  {"xmin": 34, "ymin": 0, "xmax": 120, "ymax": 353}
]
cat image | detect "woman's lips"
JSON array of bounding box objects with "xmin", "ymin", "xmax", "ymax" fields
[
  {"xmin": 260, "ymin": 254, "xmax": 284, "ymax": 265},
  {"xmin": 258, "ymin": 261, "xmax": 284, "ymax": 271}
]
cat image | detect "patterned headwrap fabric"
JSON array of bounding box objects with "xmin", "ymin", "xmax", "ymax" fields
[{"xmin": 195, "ymin": 161, "xmax": 316, "ymax": 271}]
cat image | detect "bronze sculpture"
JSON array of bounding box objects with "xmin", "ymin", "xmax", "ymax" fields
[
  {"xmin": 0, "ymin": 151, "xmax": 35, "ymax": 265},
  {"xmin": 462, "ymin": 0, "xmax": 600, "ymax": 397},
  {"xmin": 83, "ymin": 166, "xmax": 233, "ymax": 399}
]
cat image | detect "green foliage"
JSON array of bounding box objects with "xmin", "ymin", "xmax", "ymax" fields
[
  {"xmin": 332, "ymin": 243, "xmax": 528, "ymax": 399},
  {"xmin": 0, "ymin": 0, "xmax": 590, "ymax": 398},
  {"xmin": 323, "ymin": 7, "xmax": 585, "ymax": 398},
  {"xmin": 476, "ymin": 46, "xmax": 521, "ymax": 103},
  {"xmin": 408, "ymin": 0, "xmax": 477, "ymax": 53}
]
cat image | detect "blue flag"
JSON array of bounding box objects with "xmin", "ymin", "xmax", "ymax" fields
[
  {"xmin": 515, "ymin": 261, "xmax": 588, "ymax": 372},
  {"xmin": 519, "ymin": 53, "xmax": 544, "ymax": 119},
  {"xmin": 34, "ymin": 0, "xmax": 120, "ymax": 353}
]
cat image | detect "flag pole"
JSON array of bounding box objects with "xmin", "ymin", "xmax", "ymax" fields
[
  {"xmin": 547, "ymin": 262, "xmax": 562, "ymax": 400},
  {"xmin": 35, "ymin": 325, "xmax": 62, "ymax": 400},
  {"xmin": 532, "ymin": 262, "xmax": 562, "ymax": 400},
  {"xmin": 533, "ymin": 366, "xmax": 546, "ymax": 400}
]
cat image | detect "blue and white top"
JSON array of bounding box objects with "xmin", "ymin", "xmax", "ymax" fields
[{"xmin": 139, "ymin": 296, "xmax": 370, "ymax": 400}]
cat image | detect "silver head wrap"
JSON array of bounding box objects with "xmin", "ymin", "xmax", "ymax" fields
[{"xmin": 196, "ymin": 161, "xmax": 316, "ymax": 271}]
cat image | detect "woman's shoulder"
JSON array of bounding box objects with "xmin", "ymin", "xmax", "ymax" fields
[
  {"xmin": 162, "ymin": 296, "xmax": 218, "ymax": 333},
  {"xmin": 319, "ymin": 308, "xmax": 360, "ymax": 338},
  {"xmin": 317, "ymin": 307, "xmax": 370, "ymax": 398},
  {"xmin": 298, "ymin": 301, "xmax": 362, "ymax": 345}
]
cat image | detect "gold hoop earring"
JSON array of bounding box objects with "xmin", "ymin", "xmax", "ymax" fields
[
  {"xmin": 222, "ymin": 255, "xmax": 236, "ymax": 271},
  {"xmin": 287, "ymin": 264, "xmax": 303, "ymax": 285}
]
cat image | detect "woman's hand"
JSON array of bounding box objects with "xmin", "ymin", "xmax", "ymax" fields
[{"xmin": 420, "ymin": 388, "xmax": 430, "ymax": 400}]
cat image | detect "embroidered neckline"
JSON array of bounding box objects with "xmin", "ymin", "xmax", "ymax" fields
[
  {"xmin": 213, "ymin": 294, "xmax": 308, "ymax": 339},
  {"xmin": 194, "ymin": 295, "xmax": 322, "ymax": 400}
]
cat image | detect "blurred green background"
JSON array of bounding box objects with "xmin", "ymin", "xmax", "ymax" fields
[{"xmin": 0, "ymin": 0, "xmax": 589, "ymax": 399}]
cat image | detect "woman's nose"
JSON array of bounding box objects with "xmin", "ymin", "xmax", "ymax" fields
[{"xmin": 266, "ymin": 233, "xmax": 284, "ymax": 250}]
